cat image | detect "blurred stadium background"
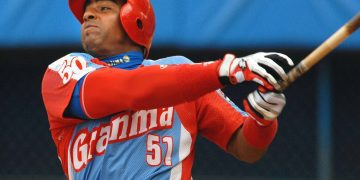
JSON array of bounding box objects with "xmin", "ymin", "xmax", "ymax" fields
[{"xmin": 0, "ymin": 0, "xmax": 359, "ymax": 179}]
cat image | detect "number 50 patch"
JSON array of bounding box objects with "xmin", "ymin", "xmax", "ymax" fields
[{"xmin": 49, "ymin": 54, "xmax": 96, "ymax": 84}]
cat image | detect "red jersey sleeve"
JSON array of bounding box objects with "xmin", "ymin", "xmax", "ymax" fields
[
  {"xmin": 196, "ymin": 90, "xmax": 246, "ymax": 151},
  {"xmin": 41, "ymin": 53, "xmax": 104, "ymax": 177},
  {"xmin": 41, "ymin": 53, "xmax": 103, "ymax": 130}
]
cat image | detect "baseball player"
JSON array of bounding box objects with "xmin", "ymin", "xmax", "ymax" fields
[{"xmin": 41, "ymin": 0, "xmax": 294, "ymax": 179}]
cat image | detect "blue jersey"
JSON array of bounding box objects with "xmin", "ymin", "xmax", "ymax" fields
[{"xmin": 42, "ymin": 51, "xmax": 247, "ymax": 179}]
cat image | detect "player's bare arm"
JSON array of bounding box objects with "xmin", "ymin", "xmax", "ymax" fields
[{"xmin": 227, "ymin": 128, "xmax": 267, "ymax": 163}]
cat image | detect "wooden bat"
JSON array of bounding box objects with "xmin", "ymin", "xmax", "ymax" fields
[{"xmin": 277, "ymin": 13, "xmax": 360, "ymax": 92}]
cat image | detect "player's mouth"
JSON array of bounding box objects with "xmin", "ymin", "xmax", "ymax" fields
[
  {"xmin": 83, "ymin": 23, "xmax": 100, "ymax": 34},
  {"xmin": 84, "ymin": 24, "xmax": 99, "ymax": 30}
]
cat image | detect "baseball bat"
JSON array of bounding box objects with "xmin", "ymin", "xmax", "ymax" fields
[{"xmin": 277, "ymin": 13, "xmax": 360, "ymax": 92}]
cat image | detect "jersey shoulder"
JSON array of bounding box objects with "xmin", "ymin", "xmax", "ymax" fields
[
  {"xmin": 46, "ymin": 52, "xmax": 104, "ymax": 84},
  {"xmin": 42, "ymin": 53, "xmax": 105, "ymax": 123},
  {"xmin": 143, "ymin": 55, "xmax": 194, "ymax": 66}
]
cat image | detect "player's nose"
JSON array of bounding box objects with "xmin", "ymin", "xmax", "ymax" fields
[{"xmin": 83, "ymin": 9, "xmax": 97, "ymax": 22}]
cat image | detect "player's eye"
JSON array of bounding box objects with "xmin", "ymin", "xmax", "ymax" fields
[{"xmin": 100, "ymin": 6, "xmax": 111, "ymax": 11}]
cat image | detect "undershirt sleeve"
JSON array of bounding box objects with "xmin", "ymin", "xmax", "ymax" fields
[
  {"xmin": 64, "ymin": 77, "xmax": 88, "ymax": 119},
  {"xmin": 196, "ymin": 90, "xmax": 247, "ymax": 151},
  {"xmin": 70, "ymin": 61, "xmax": 224, "ymax": 119}
]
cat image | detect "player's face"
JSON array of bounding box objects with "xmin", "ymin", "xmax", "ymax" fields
[{"xmin": 81, "ymin": 0, "xmax": 127, "ymax": 58}]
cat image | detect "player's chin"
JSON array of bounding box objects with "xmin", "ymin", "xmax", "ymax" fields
[
  {"xmin": 82, "ymin": 35, "xmax": 100, "ymax": 49},
  {"xmin": 82, "ymin": 30, "xmax": 101, "ymax": 42},
  {"xmin": 82, "ymin": 41, "xmax": 100, "ymax": 55}
]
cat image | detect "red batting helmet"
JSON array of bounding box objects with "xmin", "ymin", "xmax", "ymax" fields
[{"xmin": 69, "ymin": 0, "xmax": 155, "ymax": 57}]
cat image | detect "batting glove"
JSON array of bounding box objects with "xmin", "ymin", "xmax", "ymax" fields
[
  {"xmin": 243, "ymin": 88, "xmax": 286, "ymax": 126},
  {"xmin": 218, "ymin": 52, "xmax": 294, "ymax": 90}
]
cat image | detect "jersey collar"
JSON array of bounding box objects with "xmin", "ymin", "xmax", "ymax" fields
[{"xmin": 102, "ymin": 51, "xmax": 144, "ymax": 70}]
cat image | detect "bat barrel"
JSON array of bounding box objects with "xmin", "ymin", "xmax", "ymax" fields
[
  {"xmin": 276, "ymin": 12, "xmax": 360, "ymax": 92},
  {"xmin": 347, "ymin": 13, "xmax": 360, "ymax": 34}
]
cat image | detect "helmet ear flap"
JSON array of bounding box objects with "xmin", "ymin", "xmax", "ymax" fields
[
  {"xmin": 120, "ymin": 0, "xmax": 155, "ymax": 58},
  {"xmin": 136, "ymin": 18, "xmax": 143, "ymax": 30}
]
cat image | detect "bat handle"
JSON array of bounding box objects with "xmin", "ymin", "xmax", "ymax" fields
[{"xmin": 277, "ymin": 62, "xmax": 309, "ymax": 92}]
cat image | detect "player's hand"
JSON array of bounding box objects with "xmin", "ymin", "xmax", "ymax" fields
[
  {"xmin": 218, "ymin": 52, "xmax": 294, "ymax": 90},
  {"xmin": 243, "ymin": 88, "xmax": 286, "ymax": 126}
]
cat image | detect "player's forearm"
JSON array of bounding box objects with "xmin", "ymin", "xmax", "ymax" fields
[
  {"xmin": 81, "ymin": 61, "xmax": 224, "ymax": 118},
  {"xmin": 227, "ymin": 118, "xmax": 278, "ymax": 163},
  {"xmin": 228, "ymin": 128, "xmax": 267, "ymax": 163}
]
